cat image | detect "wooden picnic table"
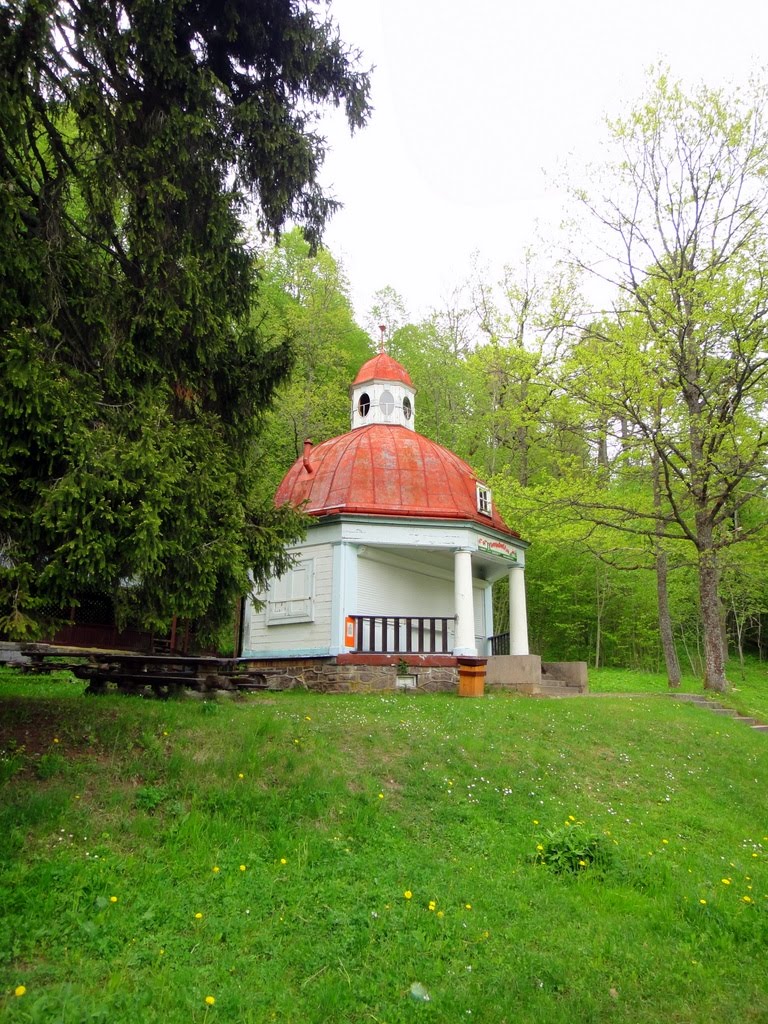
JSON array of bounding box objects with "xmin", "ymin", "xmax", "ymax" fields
[{"xmin": 19, "ymin": 644, "xmax": 268, "ymax": 696}]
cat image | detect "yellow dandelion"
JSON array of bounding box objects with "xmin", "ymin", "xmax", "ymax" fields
[
  {"xmin": 437, "ymin": 910, "xmax": 445, "ymax": 918},
  {"xmin": 428, "ymin": 900, "xmax": 436, "ymax": 911},
  {"xmin": 662, "ymin": 839, "xmax": 669, "ymax": 844},
  {"xmin": 212, "ymin": 866, "xmax": 220, "ymax": 873},
  {"xmin": 304, "ymin": 716, "xmax": 311, "ymax": 721},
  {"xmin": 743, "ymin": 895, "xmax": 753, "ymax": 903},
  {"xmin": 722, "ymin": 878, "xmax": 731, "ymax": 885},
  {"xmin": 533, "ymin": 819, "xmax": 539, "ymax": 825},
  {"xmin": 239, "ymin": 864, "xmax": 246, "ymax": 872},
  {"xmin": 110, "ymin": 896, "xmax": 118, "ymax": 903},
  {"xmin": 237, "ymin": 773, "xmax": 244, "ymax": 779},
  {"xmin": 280, "ymin": 858, "xmax": 287, "ymax": 865},
  {"xmin": 163, "ymin": 731, "xmax": 169, "ymax": 737},
  {"xmin": 378, "ymin": 793, "xmax": 384, "ymax": 799},
  {"xmin": 14, "ymin": 986, "xmax": 26, "ymax": 997},
  {"xmin": 568, "ymin": 815, "xmax": 576, "ymax": 821},
  {"xmin": 293, "ymin": 739, "xmax": 300, "ymax": 745},
  {"xmin": 403, "ymin": 890, "xmax": 412, "ymax": 900},
  {"xmin": 205, "ymin": 995, "xmax": 216, "ymax": 1006},
  {"xmin": 699, "ymin": 899, "xmax": 707, "ymax": 905},
  {"xmin": 578, "ymin": 860, "xmax": 587, "ymax": 867},
  {"xmin": 195, "ymin": 912, "xmax": 203, "ymax": 919},
  {"xmin": 536, "ymin": 844, "xmax": 544, "ymax": 852},
  {"xmin": 465, "ymin": 903, "xmax": 472, "ymax": 910},
  {"xmin": 53, "ymin": 737, "xmax": 60, "ymax": 744}
]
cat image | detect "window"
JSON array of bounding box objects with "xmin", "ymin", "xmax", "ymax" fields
[
  {"xmin": 380, "ymin": 389, "xmax": 394, "ymax": 416},
  {"xmin": 358, "ymin": 392, "xmax": 370, "ymax": 416},
  {"xmin": 476, "ymin": 484, "xmax": 492, "ymax": 517},
  {"xmin": 266, "ymin": 559, "xmax": 314, "ymax": 623},
  {"xmin": 402, "ymin": 395, "xmax": 412, "ymax": 420}
]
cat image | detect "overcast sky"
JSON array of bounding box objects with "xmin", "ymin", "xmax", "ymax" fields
[{"xmin": 316, "ymin": 0, "xmax": 768, "ymax": 326}]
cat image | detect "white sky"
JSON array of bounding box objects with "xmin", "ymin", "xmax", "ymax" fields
[{"xmin": 318, "ymin": 0, "xmax": 768, "ymax": 324}]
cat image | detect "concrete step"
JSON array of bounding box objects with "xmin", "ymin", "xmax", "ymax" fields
[{"xmin": 532, "ymin": 682, "xmax": 584, "ymax": 698}]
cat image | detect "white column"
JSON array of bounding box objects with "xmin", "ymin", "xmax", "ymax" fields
[
  {"xmin": 330, "ymin": 542, "xmax": 358, "ymax": 655},
  {"xmin": 454, "ymin": 548, "xmax": 477, "ymax": 656},
  {"xmin": 509, "ymin": 566, "xmax": 529, "ymax": 656}
]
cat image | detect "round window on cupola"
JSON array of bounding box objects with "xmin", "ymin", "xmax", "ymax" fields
[
  {"xmin": 403, "ymin": 396, "xmax": 412, "ymax": 420},
  {"xmin": 358, "ymin": 392, "xmax": 371, "ymax": 416},
  {"xmin": 380, "ymin": 390, "xmax": 394, "ymax": 417}
]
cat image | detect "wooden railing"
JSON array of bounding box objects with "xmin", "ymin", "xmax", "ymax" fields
[{"xmin": 351, "ymin": 615, "xmax": 455, "ymax": 655}]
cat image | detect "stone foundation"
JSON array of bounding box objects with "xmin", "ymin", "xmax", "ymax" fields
[
  {"xmin": 246, "ymin": 657, "xmax": 459, "ymax": 694},
  {"xmin": 241, "ymin": 654, "xmax": 588, "ymax": 696}
]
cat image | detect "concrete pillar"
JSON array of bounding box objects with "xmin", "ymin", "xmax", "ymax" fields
[
  {"xmin": 454, "ymin": 549, "xmax": 477, "ymax": 656},
  {"xmin": 509, "ymin": 566, "xmax": 529, "ymax": 655}
]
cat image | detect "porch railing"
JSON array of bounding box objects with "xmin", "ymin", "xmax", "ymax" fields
[
  {"xmin": 489, "ymin": 632, "xmax": 510, "ymax": 656},
  {"xmin": 351, "ymin": 615, "xmax": 455, "ymax": 655}
]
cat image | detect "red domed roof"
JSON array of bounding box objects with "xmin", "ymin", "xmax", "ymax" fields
[
  {"xmin": 352, "ymin": 352, "xmax": 413, "ymax": 387},
  {"xmin": 276, "ymin": 425, "xmax": 517, "ymax": 536}
]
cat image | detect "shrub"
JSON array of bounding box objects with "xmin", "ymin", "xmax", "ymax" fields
[{"xmin": 534, "ymin": 819, "xmax": 612, "ymax": 874}]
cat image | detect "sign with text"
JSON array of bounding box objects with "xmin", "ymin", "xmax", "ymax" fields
[{"xmin": 477, "ymin": 536, "xmax": 518, "ymax": 561}]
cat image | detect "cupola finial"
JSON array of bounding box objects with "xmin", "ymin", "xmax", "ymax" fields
[{"xmin": 378, "ymin": 324, "xmax": 386, "ymax": 353}]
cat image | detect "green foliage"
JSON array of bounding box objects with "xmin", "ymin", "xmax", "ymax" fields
[
  {"xmin": 253, "ymin": 230, "xmax": 373, "ymax": 493},
  {"xmin": 534, "ymin": 819, "xmax": 613, "ymax": 874},
  {"xmin": 134, "ymin": 785, "xmax": 169, "ymax": 814},
  {"xmin": 0, "ymin": 1, "xmax": 370, "ymax": 639},
  {"xmin": 570, "ymin": 70, "xmax": 768, "ymax": 689}
]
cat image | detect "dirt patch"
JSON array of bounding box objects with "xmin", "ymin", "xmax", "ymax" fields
[{"xmin": 0, "ymin": 697, "xmax": 110, "ymax": 757}]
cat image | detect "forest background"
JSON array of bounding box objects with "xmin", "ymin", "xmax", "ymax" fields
[
  {"xmin": 2, "ymin": 1, "xmax": 767, "ymax": 694},
  {"xmin": 255, "ymin": 72, "xmax": 768, "ymax": 691}
]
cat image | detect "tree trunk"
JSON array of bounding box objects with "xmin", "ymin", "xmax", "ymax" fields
[
  {"xmin": 651, "ymin": 450, "xmax": 681, "ymax": 687},
  {"xmin": 655, "ymin": 548, "xmax": 681, "ymax": 688},
  {"xmin": 594, "ymin": 566, "xmax": 606, "ymax": 670},
  {"xmin": 697, "ymin": 534, "xmax": 727, "ymax": 692}
]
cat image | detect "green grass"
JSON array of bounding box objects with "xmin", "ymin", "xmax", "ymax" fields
[
  {"xmin": 591, "ymin": 658, "xmax": 768, "ymax": 721},
  {"xmin": 1, "ymin": 663, "xmax": 768, "ymax": 1022}
]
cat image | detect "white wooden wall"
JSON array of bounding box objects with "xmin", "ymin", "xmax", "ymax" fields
[{"xmin": 244, "ymin": 542, "xmax": 333, "ymax": 655}]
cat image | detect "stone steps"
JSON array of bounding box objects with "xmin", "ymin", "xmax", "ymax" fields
[
  {"xmin": 530, "ymin": 679, "xmax": 585, "ymax": 698},
  {"xmin": 672, "ymin": 694, "xmax": 768, "ymax": 732}
]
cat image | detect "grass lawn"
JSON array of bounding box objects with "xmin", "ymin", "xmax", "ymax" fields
[{"xmin": 1, "ymin": 662, "xmax": 767, "ymax": 1023}]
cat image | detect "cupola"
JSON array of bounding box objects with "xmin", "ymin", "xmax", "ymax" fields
[{"xmin": 350, "ymin": 351, "xmax": 416, "ymax": 431}]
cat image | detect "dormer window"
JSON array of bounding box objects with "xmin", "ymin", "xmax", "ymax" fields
[{"xmin": 476, "ymin": 484, "xmax": 492, "ymax": 517}]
